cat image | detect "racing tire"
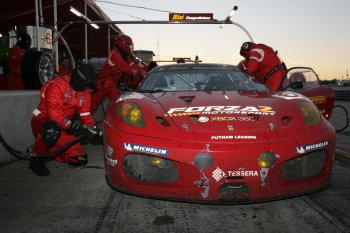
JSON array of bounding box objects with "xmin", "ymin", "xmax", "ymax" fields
[
  {"xmin": 329, "ymin": 105, "xmax": 349, "ymax": 132},
  {"xmin": 21, "ymin": 50, "xmax": 54, "ymax": 90}
]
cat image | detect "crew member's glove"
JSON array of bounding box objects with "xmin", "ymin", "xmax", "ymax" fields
[
  {"xmin": 66, "ymin": 119, "xmax": 82, "ymax": 135},
  {"xmin": 66, "ymin": 119, "xmax": 90, "ymax": 137},
  {"xmin": 41, "ymin": 121, "xmax": 61, "ymax": 146},
  {"xmin": 83, "ymin": 126, "xmax": 104, "ymax": 138}
]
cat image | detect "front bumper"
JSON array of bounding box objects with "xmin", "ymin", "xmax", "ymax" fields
[{"xmin": 103, "ymin": 123, "xmax": 335, "ymax": 203}]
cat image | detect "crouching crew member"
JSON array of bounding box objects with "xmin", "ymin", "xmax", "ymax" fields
[{"xmin": 30, "ymin": 64, "xmax": 96, "ymax": 176}]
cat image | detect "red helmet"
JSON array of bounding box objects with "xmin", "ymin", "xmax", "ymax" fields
[{"xmin": 114, "ymin": 34, "xmax": 134, "ymax": 54}]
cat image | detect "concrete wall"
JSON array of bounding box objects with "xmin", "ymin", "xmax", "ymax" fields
[
  {"xmin": 0, "ymin": 91, "xmax": 40, "ymax": 164},
  {"xmin": 0, "ymin": 91, "xmax": 108, "ymax": 165}
]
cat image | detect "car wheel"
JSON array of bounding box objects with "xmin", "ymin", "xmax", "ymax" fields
[{"xmin": 21, "ymin": 50, "xmax": 55, "ymax": 90}]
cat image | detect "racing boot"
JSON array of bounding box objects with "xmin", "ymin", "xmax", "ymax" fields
[
  {"xmin": 29, "ymin": 157, "xmax": 51, "ymax": 176},
  {"xmin": 68, "ymin": 154, "xmax": 88, "ymax": 167}
]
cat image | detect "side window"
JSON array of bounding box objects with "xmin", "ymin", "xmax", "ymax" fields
[{"xmin": 282, "ymin": 68, "xmax": 320, "ymax": 90}]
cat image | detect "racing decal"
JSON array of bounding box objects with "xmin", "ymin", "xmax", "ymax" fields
[
  {"xmin": 107, "ymin": 50, "xmax": 116, "ymax": 66},
  {"xmin": 227, "ymin": 170, "xmax": 259, "ymax": 177},
  {"xmin": 273, "ymin": 91, "xmax": 306, "ymax": 100},
  {"xmin": 164, "ymin": 112, "xmax": 201, "ymax": 117},
  {"xmin": 105, "ymin": 144, "xmax": 117, "ymax": 166},
  {"xmin": 211, "ymin": 135, "xmax": 257, "ymax": 140},
  {"xmin": 212, "ymin": 167, "xmax": 226, "ymax": 182},
  {"xmin": 309, "ymin": 96, "xmax": 326, "ymax": 105},
  {"xmin": 211, "ymin": 116, "xmax": 256, "ymax": 122},
  {"xmin": 198, "ymin": 116, "xmax": 209, "ymax": 123},
  {"xmin": 260, "ymin": 168, "xmax": 269, "ymax": 186},
  {"xmin": 296, "ymin": 141, "xmax": 329, "ymax": 154},
  {"xmin": 106, "ymin": 157, "xmax": 118, "ymax": 166},
  {"xmin": 167, "ymin": 106, "xmax": 275, "ymax": 116},
  {"xmin": 194, "ymin": 170, "xmax": 210, "ymax": 199},
  {"xmin": 78, "ymin": 93, "xmax": 85, "ymax": 107},
  {"xmin": 117, "ymin": 93, "xmax": 145, "ymax": 102},
  {"xmin": 64, "ymin": 86, "xmax": 73, "ymax": 102},
  {"xmin": 124, "ymin": 143, "xmax": 169, "ymax": 156},
  {"xmin": 169, "ymin": 13, "xmax": 214, "ymax": 21}
]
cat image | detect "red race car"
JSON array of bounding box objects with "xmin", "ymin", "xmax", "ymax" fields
[{"xmin": 103, "ymin": 63, "xmax": 335, "ymax": 203}]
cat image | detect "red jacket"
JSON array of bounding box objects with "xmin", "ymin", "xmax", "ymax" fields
[
  {"xmin": 6, "ymin": 45, "xmax": 26, "ymax": 90},
  {"xmin": 240, "ymin": 43, "xmax": 286, "ymax": 92},
  {"xmin": 36, "ymin": 74, "xmax": 95, "ymax": 129},
  {"xmin": 98, "ymin": 47, "xmax": 134, "ymax": 80},
  {"xmin": 91, "ymin": 48, "xmax": 136, "ymax": 113},
  {"xmin": 7, "ymin": 45, "xmax": 24, "ymax": 74}
]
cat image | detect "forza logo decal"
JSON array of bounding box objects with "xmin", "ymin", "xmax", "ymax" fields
[
  {"xmin": 167, "ymin": 106, "xmax": 275, "ymax": 116},
  {"xmin": 124, "ymin": 143, "xmax": 169, "ymax": 156},
  {"xmin": 211, "ymin": 135, "xmax": 257, "ymax": 140},
  {"xmin": 212, "ymin": 167, "xmax": 226, "ymax": 182},
  {"xmin": 296, "ymin": 141, "xmax": 329, "ymax": 154}
]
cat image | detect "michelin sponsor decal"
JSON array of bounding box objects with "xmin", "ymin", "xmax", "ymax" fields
[
  {"xmin": 124, "ymin": 143, "xmax": 169, "ymax": 156},
  {"xmin": 296, "ymin": 141, "xmax": 328, "ymax": 154}
]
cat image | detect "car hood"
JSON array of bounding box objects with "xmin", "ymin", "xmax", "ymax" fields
[{"xmin": 111, "ymin": 90, "xmax": 320, "ymax": 143}]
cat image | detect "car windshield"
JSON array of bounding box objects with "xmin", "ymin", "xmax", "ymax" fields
[{"xmin": 138, "ymin": 66, "xmax": 269, "ymax": 93}]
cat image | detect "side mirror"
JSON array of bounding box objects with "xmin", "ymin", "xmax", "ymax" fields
[
  {"xmin": 289, "ymin": 81, "xmax": 304, "ymax": 89},
  {"xmin": 118, "ymin": 82, "xmax": 133, "ymax": 92}
]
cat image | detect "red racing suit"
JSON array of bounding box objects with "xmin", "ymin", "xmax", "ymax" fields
[
  {"xmin": 6, "ymin": 45, "xmax": 26, "ymax": 90},
  {"xmin": 91, "ymin": 48, "xmax": 135, "ymax": 113},
  {"xmin": 125, "ymin": 60, "xmax": 148, "ymax": 89},
  {"xmin": 31, "ymin": 74, "xmax": 95, "ymax": 163},
  {"xmin": 239, "ymin": 43, "xmax": 286, "ymax": 92},
  {"xmin": 58, "ymin": 64, "xmax": 73, "ymax": 76}
]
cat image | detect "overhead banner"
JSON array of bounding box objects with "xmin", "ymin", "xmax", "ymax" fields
[{"xmin": 169, "ymin": 13, "xmax": 214, "ymax": 21}]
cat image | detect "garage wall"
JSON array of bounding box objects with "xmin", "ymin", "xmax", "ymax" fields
[{"xmin": 0, "ymin": 91, "xmax": 108, "ymax": 165}]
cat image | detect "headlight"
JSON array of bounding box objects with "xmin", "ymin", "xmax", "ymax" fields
[
  {"xmin": 257, "ymin": 151, "xmax": 276, "ymax": 168},
  {"xmin": 118, "ymin": 103, "xmax": 145, "ymax": 127},
  {"xmin": 299, "ymin": 101, "xmax": 321, "ymax": 125}
]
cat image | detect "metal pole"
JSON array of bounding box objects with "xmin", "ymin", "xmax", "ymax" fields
[
  {"xmin": 81, "ymin": 20, "xmax": 254, "ymax": 42},
  {"xmin": 108, "ymin": 26, "xmax": 110, "ymax": 52},
  {"xmin": 84, "ymin": 2, "xmax": 88, "ymax": 62},
  {"xmin": 34, "ymin": 0, "xmax": 40, "ymax": 50},
  {"xmin": 53, "ymin": 0, "xmax": 59, "ymax": 72}
]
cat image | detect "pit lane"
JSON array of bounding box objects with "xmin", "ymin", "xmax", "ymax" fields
[{"xmin": 0, "ymin": 101, "xmax": 349, "ymax": 233}]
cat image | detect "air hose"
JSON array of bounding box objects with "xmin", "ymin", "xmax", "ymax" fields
[
  {"xmin": 0, "ymin": 133, "xmax": 84, "ymax": 160},
  {"xmin": 0, "ymin": 126, "xmax": 103, "ymax": 161}
]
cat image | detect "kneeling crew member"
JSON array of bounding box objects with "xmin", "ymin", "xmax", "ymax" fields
[{"xmin": 30, "ymin": 64, "xmax": 96, "ymax": 176}]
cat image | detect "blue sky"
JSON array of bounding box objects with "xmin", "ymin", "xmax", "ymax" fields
[{"xmin": 95, "ymin": 0, "xmax": 350, "ymax": 80}]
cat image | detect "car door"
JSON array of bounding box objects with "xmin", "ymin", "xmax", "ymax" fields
[{"xmin": 279, "ymin": 67, "xmax": 335, "ymax": 119}]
